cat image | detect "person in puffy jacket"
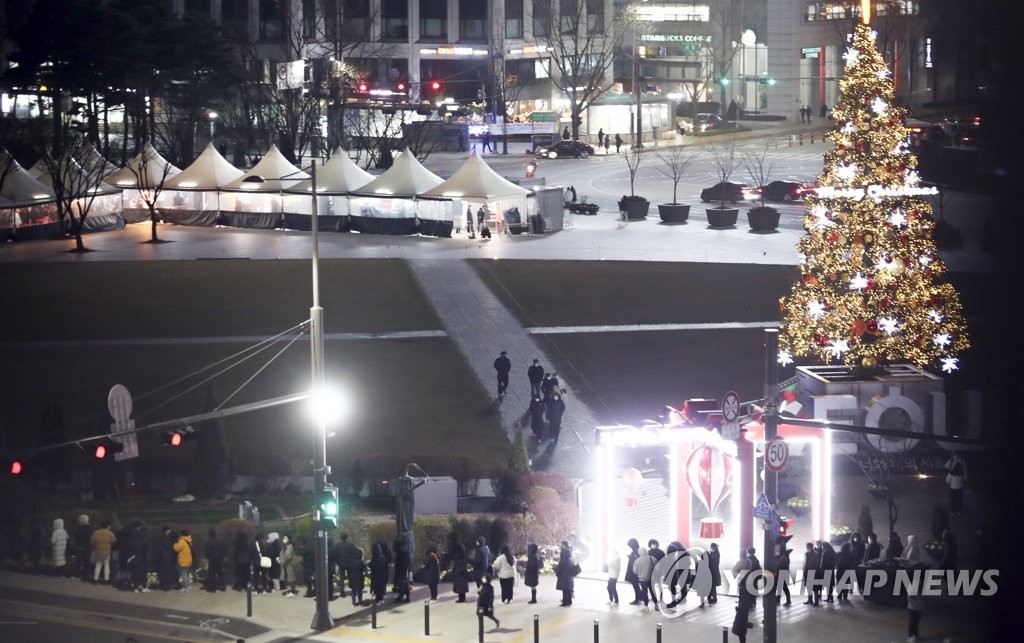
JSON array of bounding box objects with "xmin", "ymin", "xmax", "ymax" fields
[
  {"xmin": 90, "ymin": 521, "xmax": 117, "ymax": 583},
  {"xmin": 50, "ymin": 518, "xmax": 69, "ymax": 575},
  {"xmin": 632, "ymin": 547, "xmax": 656, "ymax": 610},
  {"xmin": 491, "ymin": 545, "xmax": 518, "ymax": 604},
  {"xmin": 279, "ymin": 533, "xmax": 302, "ymax": 597},
  {"xmin": 173, "ymin": 530, "xmax": 194, "ymax": 591},
  {"xmin": 523, "ymin": 543, "xmax": 541, "ymax": 604}
]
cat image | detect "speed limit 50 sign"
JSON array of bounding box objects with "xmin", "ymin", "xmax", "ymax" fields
[{"xmin": 765, "ymin": 436, "xmax": 789, "ymax": 472}]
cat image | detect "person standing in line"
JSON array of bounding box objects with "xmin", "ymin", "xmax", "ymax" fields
[
  {"xmin": 886, "ymin": 531, "xmax": 904, "ymax": 559},
  {"xmin": 266, "ymin": 532, "xmax": 282, "ymax": 591},
  {"xmin": 349, "ymin": 546, "xmax": 367, "ymax": 605},
  {"xmin": 90, "ymin": 520, "xmax": 117, "ymax": 584},
  {"xmin": 625, "ymin": 538, "xmax": 642, "ymax": 605},
  {"xmin": 527, "ymin": 359, "xmax": 545, "ymax": 398},
  {"xmin": 491, "ymin": 545, "xmax": 517, "ymax": 603},
  {"xmin": 633, "ymin": 546, "xmax": 656, "ymax": 611},
  {"xmin": 546, "ymin": 393, "xmax": 566, "ymax": 442},
  {"xmin": 333, "ymin": 532, "xmax": 361, "ymax": 598},
  {"xmin": 528, "ymin": 395, "xmax": 546, "ymax": 440},
  {"xmin": 252, "ymin": 533, "xmax": 269, "ymax": 594},
  {"xmin": 466, "ymin": 205, "xmax": 475, "ymax": 239},
  {"xmin": 864, "ymin": 532, "xmax": 882, "ymax": 563},
  {"xmin": 732, "ymin": 557, "xmax": 754, "ymax": 643},
  {"xmin": 939, "ymin": 529, "xmax": 958, "ymax": 571},
  {"xmin": 472, "ymin": 536, "xmax": 492, "ymax": 588},
  {"xmin": 834, "ymin": 541, "xmax": 853, "ymax": 602},
  {"xmin": 477, "ymin": 205, "xmax": 486, "ymax": 231},
  {"xmin": 457, "ymin": 129, "xmax": 466, "ymax": 152},
  {"xmin": 477, "ymin": 575, "xmax": 501, "ymax": 628},
  {"xmin": 173, "ymin": 529, "xmax": 194, "ymax": 592},
  {"xmin": 50, "ymin": 518, "xmax": 68, "ymax": 577},
  {"xmin": 554, "ymin": 546, "xmax": 579, "ymax": 606},
  {"xmin": 232, "ymin": 532, "xmax": 250, "ymax": 591},
  {"xmin": 392, "ymin": 536, "xmax": 412, "ymax": 603},
  {"xmin": 446, "ymin": 537, "xmax": 471, "ymax": 602},
  {"xmin": 819, "ymin": 541, "xmax": 836, "ymax": 602},
  {"xmin": 614, "ymin": 133, "xmax": 623, "ymax": 153},
  {"xmin": 523, "ymin": 543, "xmax": 541, "ymax": 604},
  {"xmin": 707, "ymin": 542, "xmax": 721, "ymax": 605},
  {"xmin": 541, "ymin": 373, "xmax": 554, "ymax": 403},
  {"xmin": 820, "ymin": 104, "xmax": 828, "ymax": 119},
  {"xmin": 604, "ymin": 546, "xmax": 621, "ymax": 605},
  {"xmin": 493, "ymin": 351, "xmax": 512, "ymax": 399},
  {"xmin": 802, "ymin": 541, "xmax": 820, "ymax": 605},
  {"xmin": 482, "ymin": 129, "xmax": 492, "ymax": 153},
  {"xmin": 74, "ymin": 514, "xmax": 93, "ymax": 581},
  {"xmin": 421, "ymin": 543, "xmax": 441, "ymax": 602},
  {"xmin": 279, "ymin": 533, "xmax": 301, "ymax": 597},
  {"xmin": 945, "ymin": 452, "xmax": 966, "ymax": 516},
  {"xmin": 777, "ymin": 543, "xmax": 793, "ymax": 606},
  {"xmin": 369, "ymin": 541, "xmax": 391, "ymax": 603},
  {"xmin": 904, "ymin": 536, "xmax": 924, "ymax": 643},
  {"xmin": 647, "ymin": 539, "xmax": 665, "ymax": 563},
  {"xmin": 204, "ymin": 527, "xmax": 226, "ymax": 592}
]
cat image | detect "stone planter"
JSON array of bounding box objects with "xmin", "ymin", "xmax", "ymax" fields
[
  {"xmin": 705, "ymin": 207, "xmax": 739, "ymax": 228},
  {"xmin": 618, "ymin": 198, "xmax": 650, "ymax": 220},
  {"xmin": 658, "ymin": 203, "xmax": 690, "ymax": 223},
  {"xmin": 747, "ymin": 205, "xmax": 780, "ymax": 231}
]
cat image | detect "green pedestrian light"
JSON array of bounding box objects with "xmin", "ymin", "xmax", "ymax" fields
[{"xmin": 317, "ymin": 483, "xmax": 339, "ymax": 529}]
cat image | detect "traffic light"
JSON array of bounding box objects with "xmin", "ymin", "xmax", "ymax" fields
[
  {"xmin": 426, "ymin": 80, "xmax": 442, "ymax": 93},
  {"xmin": 162, "ymin": 426, "xmax": 197, "ymax": 447},
  {"xmin": 316, "ymin": 483, "xmax": 339, "ymax": 529},
  {"xmin": 395, "ymin": 81, "xmax": 407, "ymax": 94},
  {"xmin": 10, "ymin": 459, "xmax": 23, "ymax": 475},
  {"xmin": 760, "ymin": 77, "xmax": 777, "ymax": 86},
  {"xmin": 715, "ymin": 77, "xmax": 730, "ymax": 86},
  {"xmin": 775, "ymin": 517, "xmax": 794, "ymax": 550},
  {"xmin": 93, "ymin": 437, "xmax": 124, "ymax": 459},
  {"xmin": 356, "ymin": 81, "xmax": 369, "ymax": 94}
]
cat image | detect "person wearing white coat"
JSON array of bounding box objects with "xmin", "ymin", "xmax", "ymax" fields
[
  {"xmin": 491, "ymin": 545, "xmax": 518, "ymax": 604},
  {"xmin": 50, "ymin": 518, "xmax": 68, "ymax": 575},
  {"xmin": 605, "ymin": 549, "xmax": 621, "ymax": 605}
]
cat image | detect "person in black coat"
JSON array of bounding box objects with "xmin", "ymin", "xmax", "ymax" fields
[
  {"xmin": 708, "ymin": 542, "xmax": 721, "ymax": 604},
  {"xmin": 885, "ymin": 531, "xmax": 904, "ymax": 559},
  {"xmin": 472, "ymin": 536, "xmax": 492, "ymax": 588},
  {"xmin": 446, "ymin": 539, "xmax": 471, "ymax": 602},
  {"xmin": 940, "ymin": 529, "xmax": 958, "ymax": 571},
  {"xmin": 732, "ymin": 562, "xmax": 755, "ymax": 642},
  {"xmin": 664, "ymin": 542, "xmax": 687, "ymax": 608},
  {"xmin": 158, "ymin": 527, "xmax": 179, "ymax": 590},
  {"xmin": 541, "ymin": 373, "xmax": 555, "ymax": 402},
  {"xmin": 554, "ymin": 547, "xmax": 578, "ymax": 606},
  {"xmin": 625, "ymin": 538, "xmax": 642, "ymax": 605},
  {"xmin": 864, "ymin": 533, "xmax": 882, "ymax": 563},
  {"xmin": 203, "ymin": 527, "xmax": 226, "ymax": 592},
  {"xmin": 546, "ymin": 393, "xmax": 566, "ymax": 441},
  {"xmin": 349, "ymin": 547, "xmax": 367, "ymax": 605},
  {"xmin": 524, "ymin": 543, "xmax": 541, "ymax": 604},
  {"xmin": 819, "ymin": 542, "xmax": 837, "ymax": 602},
  {"xmin": 528, "ymin": 396, "xmax": 546, "ymax": 439},
  {"xmin": 232, "ymin": 531, "xmax": 250, "ymax": 591},
  {"xmin": 493, "ymin": 351, "xmax": 511, "ymax": 398},
  {"xmin": 527, "ymin": 360, "xmax": 545, "ymax": 398},
  {"xmin": 777, "ymin": 545, "xmax": 792, "ymax": 606},
  {"xmin": 477, "ymin": 575, "xmax": 500, "ymax": 627},
  {"xmin": 835, "ymin": 542, "xmax": 854, "ymax": 601},
  {"xmin": 74, "ymin": 515, "xmax": 93, "ymax": 581},
  {"xmin": 422, "ymin": 544, "xmax": 441, "ymax": 601},
  {"xmin": 802, "ymin": 542, "xmax": 820, "ymax": 605},
  {"xmin": 369, "ymin": 541, "xmax": 390, "ymax": 604},
  {"xmin": 127, "ymin": 522, "xmax": 149, "ymax": 593},
  {"xmin": 392, "ymin": 536, "xmax": 411, "ymax": 602}
]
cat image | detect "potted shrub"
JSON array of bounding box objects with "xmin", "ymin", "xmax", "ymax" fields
[
  {"xmin": 704, "ymin": 142, "xmax": 740, "ymax": 227},
  {"xmin": 830, "ymin": 524, "xmax": 854, "ymax": 546},
  {"xmin": 655, "ymin": 146, "xmax": 693, "ymax": 223},
  {"xmin": 922, "ymin": 540, "xmax": 945, "ymax": 561},
  {"xmin": 867, "ymin": 481, "xmax": 889, "ymax": 500},
  {"xmin": 618, "ymin": 146, "xmax": 649, "ymax": 220},
  {"xmin": 787, "ymin": 496, "xmax": 810, "ymax": 516},
  {"xmin": 742, "ymin": 143, "xmax": 780, "ymax": 232}
]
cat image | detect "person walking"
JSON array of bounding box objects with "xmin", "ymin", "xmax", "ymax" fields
[
  {"xmin": 528, "ymin": 395, "xmax": 546, "ymax": 440},
  {"xmin": 50, "ymin": 518, "xmax": 68, "ymax": 577},
  {"xmin": 173, "ymin": 529, "xmax": 194, "ymax": 592},
  {"xmin": 493, "ymin": 351, "xmax": 511, "ymax": 399},
  {"xmin": 421, "ymin": 544, "xmax": 441, "ymax": 602},
  {"xmin": 477, "ymin": 575, "xmax": 501, "ymax": 628},
  {"xmin": 614, "ymin": 133, "xmax": 623, "ymax": 153},
  {"xmin": 204, "ymin": 528, "xmax": 226, "ymax": 592},
  {"xmin": 554, "ymin": 546, "xmax": 579, "ymax": 606},
  {"xmin": 597, "ymin": 128, "xmax": 604, "ymax": 151},
  {"xmin": 625, "ymin": 538, "xmax": 642, "ymax": 605},
  {"xmin": 466, "ymin": 205, "xmax": 475, "ymax": 239},
  {"xmin": 90, "ymin": 520, "xmax": 117, "ymax": 584},
  {"xmin": 803, "ymin": 541, "xmax": 820, "ymax": 605},
  {"xmin": 472, "ymin": 536, "xmax": 492, "ymax": 588},
  {"xmin": 546, "ymin": 393, "xmax": 566, "ymax": 442},
  {"xmin": 732, "ymin": 557, "xmax": 755, "ymax": 643},
  {"xmin": 492, "ymin": 545, "xmax": 517, "ymax": 603},
  {"xmin": 633, "ymin": 546, "xmax": 656, "ymax": 611},
  {"xmin": 369, "ymin": 541, "xmax": 390, "ymax": 603},
  {"xmin": 527, "ymin": 359, "xmax": 545, "ymax": 398},
  {"xmin": 945, "ymin": 452, "xmax": 966, "ymax": 516},
  {"xmin": 820, "ymin": 104, "xmax": 828, "ymax": 119},
  {"xmin": 562, "ymin": 126, "xmax": 570, "ymax": 140},
  {"xmin": 524, "ymin": 543, "xmax": 541, "ymax": 604},
  {"xmin": 604, "ymin": 546, "xmax": 621, "ymax": 605},
  {"xmin": 446, "ymin": 538, "xmax": 471, "ymax": 602},
  {"xmin": 482, "ymin": 130, "xmax": 492, "ymax": 153},
  {"xmin": 279, "ymin": 534, "xmax": 302, "ymax": 597},
  {"xmin": 457, "ymin": 130, "xmax": 466, "ymax": 152}
]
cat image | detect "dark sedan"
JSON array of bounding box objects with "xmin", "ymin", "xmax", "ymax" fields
[
  {"xmin": 536, "ymin": 140, "xmax": 595, "ymax": 159},
  {"xmin": 758, "ymin": 180, "xmax": 814, "ymax": 202},
  {"xmin": 700, "ymin": 181, "xmax": 754, "ymax": 203}
]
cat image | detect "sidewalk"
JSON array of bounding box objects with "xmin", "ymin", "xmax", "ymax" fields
[{"xmin": 0, "ymin": 567, "xmax": 994, "ymax": 642}]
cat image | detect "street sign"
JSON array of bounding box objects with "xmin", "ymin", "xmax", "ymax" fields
[
  {"xmin": 720, "ymin": 421, "xmax": 740, "ymax": 441},
  {"xmin": 108, "ymin": 384, "xmax": 139, "ymax": 461},
  {"xmin": 753, "ymin": 493, "xmax": 774, "ymax": 520},
  {"xmin": 765, "ymin": 436, "xmax": 789, "ymax": 472},
  {"xmin": 722, "ymin": 391, "xmax": 740, "ymax": 422}
]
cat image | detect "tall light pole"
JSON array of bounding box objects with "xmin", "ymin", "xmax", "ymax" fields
[{"xmin": 762, "ymin": 328, "xmax": 780, "ymax": 643}]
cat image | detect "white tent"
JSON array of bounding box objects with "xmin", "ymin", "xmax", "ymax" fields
[
  {"xmin": 78, "ymin": 143, "xmax": 118, "ymax": 179},
  {"xmin": 166, "ymin": 143, "xmax": 244, "ymax": 190},
  {"xmin": 286, "ymin": 147, "xmax": 373, "ymax": 194},
  {"xmin": 278, "ymin": 148, "xmax": 374, "ymax": 228},
  {"xmin": 104, "ymin": 142, "xmax": 181, "ymax": 188},
  {"xmin": 353, "ymin": 148, "xmax": 443, "ymax": 198},
  {"xmin": 222, "ymin": 144, "xmax": 308, "ymax": 191},
  {"xmin": 420, "ymin": 151, "xmax": 529, "ymax": 202},
  {"xmin": 0, "ymin": 149, "xmax": 55, "ymax": 204}
]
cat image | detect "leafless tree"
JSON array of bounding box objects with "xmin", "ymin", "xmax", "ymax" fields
[
  {"xmin": 655, "ymin": 146, "xmax": 694, "ymax": 205},
  {"xmin": 705, "ymin": 140, "xmax": 741, "ymax": 208},
  {"xmin": 741, "ymin": 143, "xmax": 777, "ymax": 207},
  {"xmin": 37, "ymin": 133, "xmax": 111, "ymax": 251},
  {"xmin": 622, "ymin": 146, "xmax": 646, "ymax": 198},
  {"xmin": 123, "ymin": 143, "xmax": 177, "ymax": 243}
]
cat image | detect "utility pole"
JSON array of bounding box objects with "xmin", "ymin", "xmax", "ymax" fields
[{"xmin": 762, "ymin": 328, "xmax": 779, "ymax": 643}]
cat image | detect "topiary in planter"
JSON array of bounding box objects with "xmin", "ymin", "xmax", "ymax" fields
[
  {"xmin": 619, "ymin": 195, "xmax": 650, "ymax": 220},
  {"xmin": 705, "ymin": 207, "xmax": 738, "ymax": 227},
  {"xmin": 747, "ymin": 205, "xmax": 780, "ymax": 231},
  {"xmin": 787, "ymin": 496, "xmax": 810, "ymax": 516},
  {"xmin": 658, "ymin": 203, "xmax": 689, "ymax": 223}
]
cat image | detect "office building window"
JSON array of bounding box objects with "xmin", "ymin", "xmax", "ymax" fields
[
  {"xmin": 184, "ymin": 0, "xmax": 211, "ymax": 17},
  {"xmin": 636, "ymin": 4, "xmax": 710, "ymax": 22},
  {"xmin": 222, "ymin": 0, "xmax": 248, "ymax": 39},
  {"xmin": 533, "ymin": 0, "xmax": 551, "ymax": 38},
  {"xmin": 506, "ymin": 0, "xmax": 524, "ymax": 39},
  {"xmin": 459, "ymin": 0, "xmax": 487, "ymax": 40},
  {"xmin": 382, "ymin": 0, "xmax": 408, "ymax": 39},
  {"xmin": 420, "ymin": 1, "xmax": 447, "ymax": 39},
  {"xmin": 586, "ymin": 0, "xmax": 603, "ymax": 31},
  {"xmin": 259, "ymin": 0, "xmax": 284, "ymax": 41}
]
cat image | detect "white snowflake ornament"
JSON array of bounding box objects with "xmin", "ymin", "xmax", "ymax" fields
[
  {"xmin": 830, "ymin": 340, "xmax": 850, "ymax": 357},
  {"xmin": 888, "ymin": 208, "xmax": 907, "ymax": 226},
  {"xmin": 871, "ymin": 97, "xmax": 888, "ymax": 116},
  {"xmin": 940, "ymin": 356, "xmax": 959, "ymax": 373},
  {"xmin": 843, "ymin": 48, "xmax": 859, "ymax": 66},
  {"xmin": 777, "ymin": 351, "xmax": 794, "ymax": 367},
  {"xmin": 836, "ymin": 163, "xmax": 859, "ymax": 182},
  {"xmin": 927, "ymin": 310, "xmax": 944, "ymax": 323},
  {"xmin": 932, "ymin": 333, "xmax": 951, "ymax": 349},
  {"xmin": 879, "ymin": 317, "xmax": 899, "ymax": 334},
  {"xmin": 849, "ymin": 273, "xmax": 869, "ymax": 290},
  {"xmin": 807, "ymin": 301, "xmax": 826, "ymax": 318}
]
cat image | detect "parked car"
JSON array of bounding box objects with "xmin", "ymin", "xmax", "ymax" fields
[
  {"xmin": 692, "ymin": 113, "xmax": 737, "ymax": 132},
  {"xmin": 758, "ymin": 180, "xmax": 815, "ymax": 202},
  {"xmin": 536, "ymin": 140, "xmax": 595, "ymax": 159},
  {"xmin": 700, "ymin": 181, "xmax": 755, "ymax": 203}
]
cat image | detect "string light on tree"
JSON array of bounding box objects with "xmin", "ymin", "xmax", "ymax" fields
[{"xmin": 776, "ymin": 15, "xmax": 969, "ymax": 372}]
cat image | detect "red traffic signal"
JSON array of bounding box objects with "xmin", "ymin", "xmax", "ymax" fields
[
  {"xmin": 162, "ymin": 427, "xmax": 197, "ymax": 447},
  {"xmin": 357, "ymin": 81, "xmax": 369, "ymax": 93},
  {"xmin": 10, "ymin": 460, "xmax": 22, "ymax": 475},
  {"xmin": 396, "ymin": 81, "xmax": 407, "ymax": 93},
  {"xmin": 94, "ymin": 438, "xmax": 124, "ymax": 459},
  {"xmin": 428, "ymin": 80, "xmax": 441, "ymax": 92}
]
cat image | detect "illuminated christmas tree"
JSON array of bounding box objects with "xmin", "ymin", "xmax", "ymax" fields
[{"xmin": 778, "ymin": 18, "xmax": 969, "ymax": 373}]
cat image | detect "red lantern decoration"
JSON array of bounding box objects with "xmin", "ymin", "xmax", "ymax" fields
[
  {"xmin": 684, "ymin": 446, "xmax": 733, "ymax": 514},
  {"xmin": 622, "ymin": 467, "xmax": 643, "ymax": 508}
]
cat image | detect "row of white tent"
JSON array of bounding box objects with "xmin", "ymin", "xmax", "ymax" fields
[{"xmin": 3, "ymin": 143, "xmax": 545, "ymax": 239}]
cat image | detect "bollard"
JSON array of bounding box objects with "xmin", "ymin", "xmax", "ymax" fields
[
  {"xmin": 789, "ymin": 135, "xmax": 793, "ymax": 147},
  {"xmin": 594, "ymin": 618, "xmax": 600, "ymax": 643},
  {"xmin": 371, "ymin": 598, "xmax": 377, "ymax": 629},
  {"xmin": 534, "ymin": 614, "xmax": 540, "ymax": 643},
  {"xmin": 479, "ymin": 613, "xmax": 485, "ymax": 642},
  {"xmin": 656, "ymin": 623, "xmax": 662, "ymax": 643},
  {"xmin": 799, "ymin": 134, "xmax": 804, "ymax": 146},
  {"xmin": 722, "ymin": 625, "xmax": 728, "ymax": 643},
  {"xmin": 424, "ymin": 600, "xmax": 430, "ymax": 636},
  {"xmin": 246, "ymin": 585, "xmax": 252, "ymax": 617},
  {"xmin": 811, "ymin": 132, "xmax": 815, "ymax": 144}
]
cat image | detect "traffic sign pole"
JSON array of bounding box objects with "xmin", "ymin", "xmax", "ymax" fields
[{"xmin": 762, "ymin": 329, "xmax": 780, "ymax": 643}]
